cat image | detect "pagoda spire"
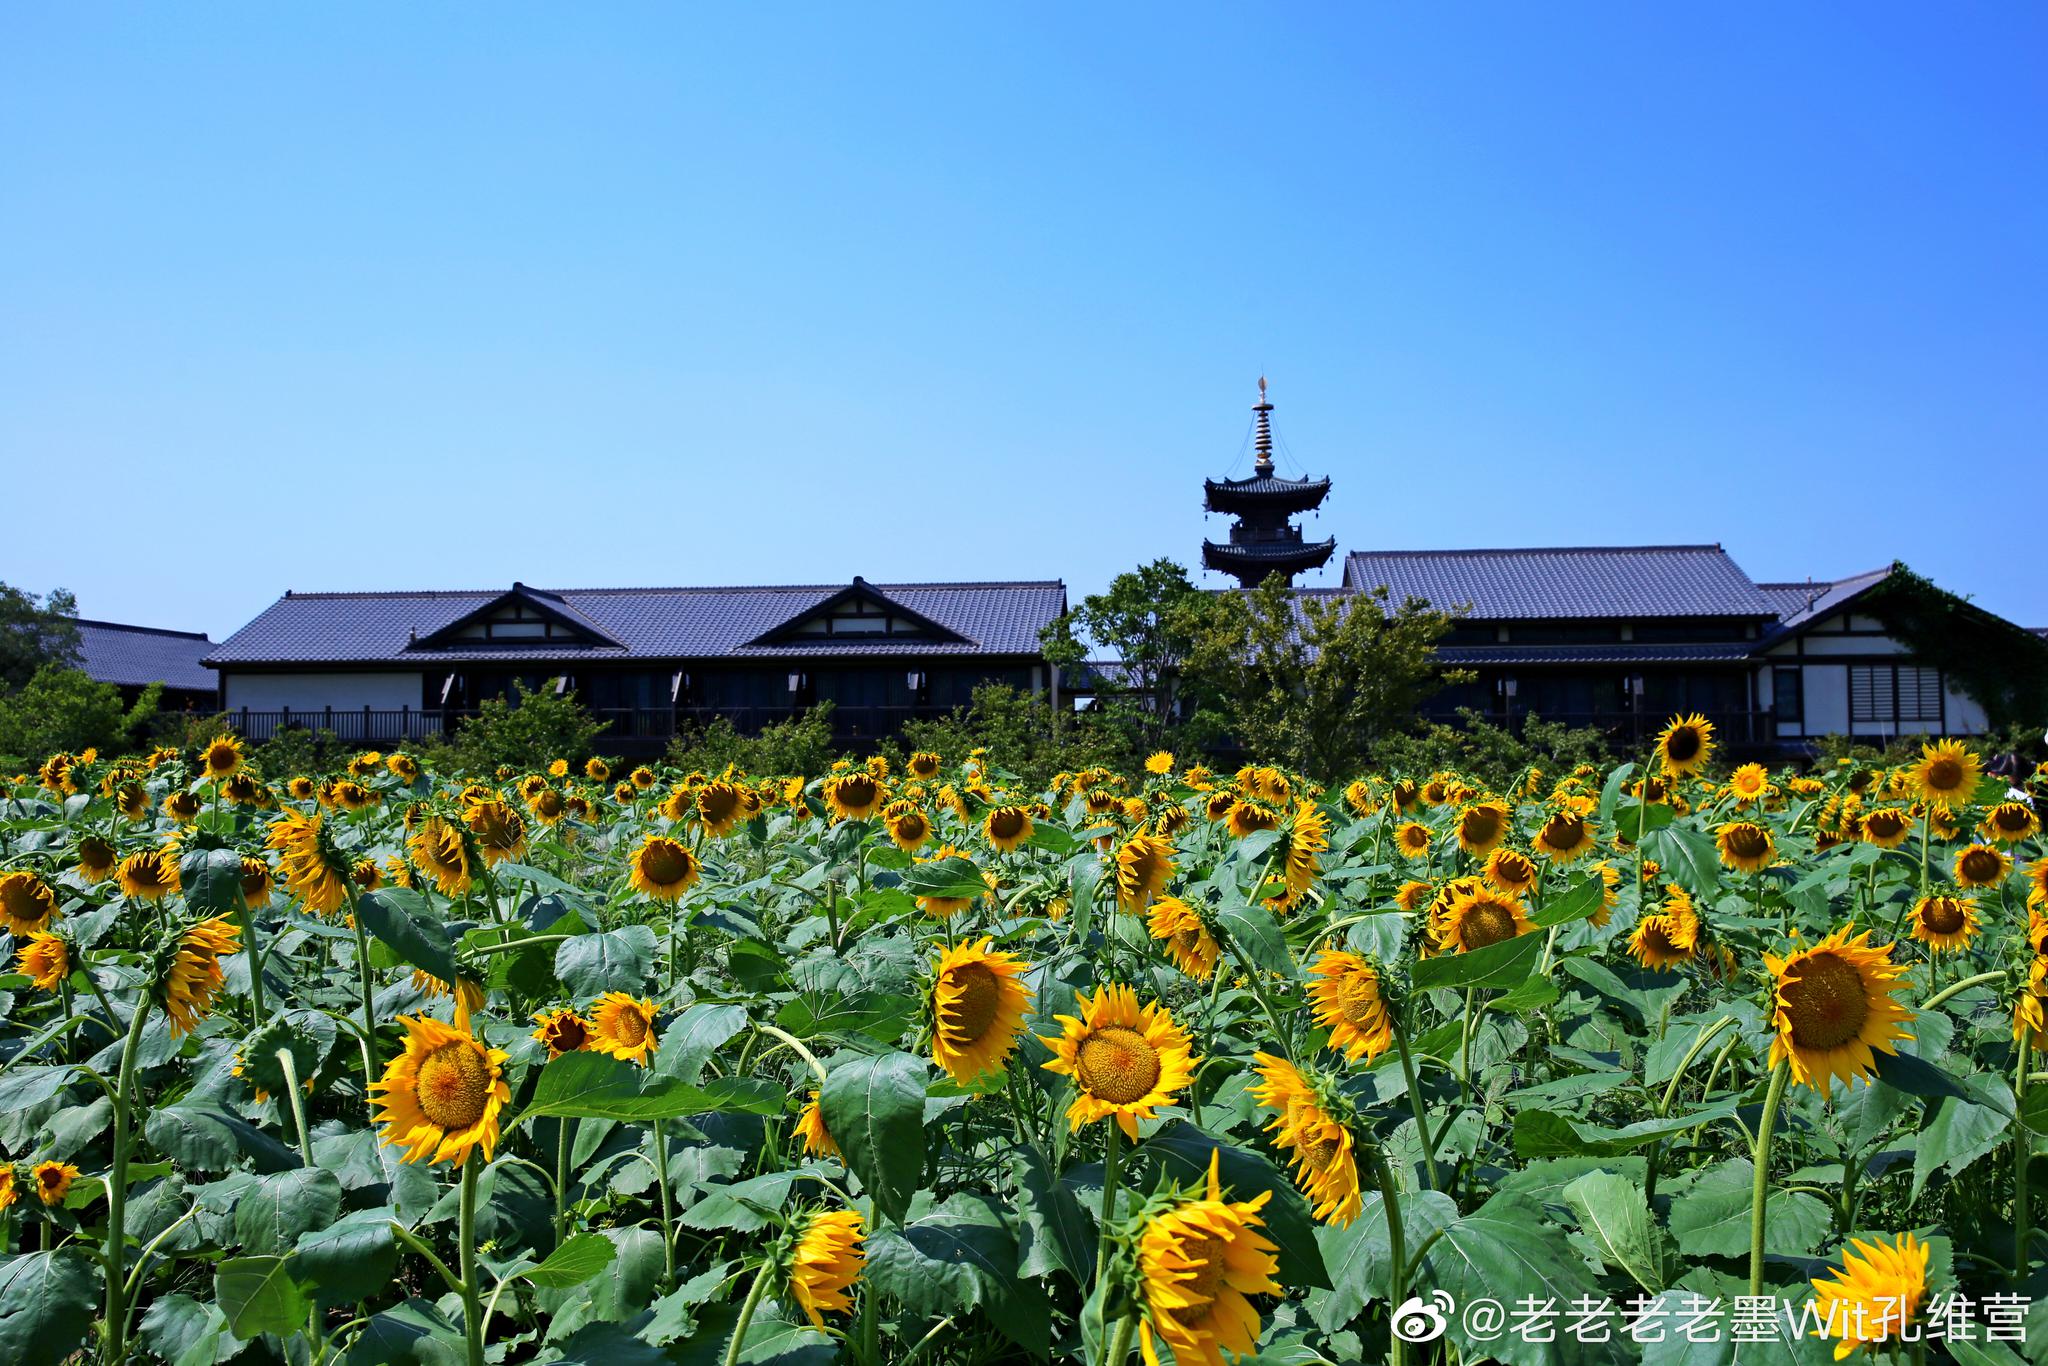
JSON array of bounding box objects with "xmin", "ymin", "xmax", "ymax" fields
[
  {"xmin": 1200, "ymin": 377, "xmax": 1336, "ymax": 588},
  {"xmin": 1253, "ymin": 376, "xmax": 1275, "ymax": 475}
]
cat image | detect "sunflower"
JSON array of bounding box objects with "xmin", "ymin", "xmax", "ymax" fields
[
  {"xmin": 786, "ymin": 1208, "xmax": 865, "ymax": 1328},
  {"xmin": 1910, "ymin": 894, "xmax": 1979, "ymax": 953},
  {"xmin": 881, "ymin": 800, "xmax": 932, "ymax": 852},
  {"xmin": 118, "ymin": 847, "xmax": 181, "ymax": 901},
  {"xmin": 1225, "ymin": 799, "xmax": 1279, "ymax": 840},
  {"xmin": 1392, "ymin": 821, "xmax": 1434, "ymax": 859},
  {"xmin": 1587, "ymin": 861, "xmax": 1621, "ymax": 928},
  {"xmin": 464, "ymin": 798, "xmax": 528, "ymax": 866},
  {"xmin": 1145, "ymin": 750, "xmax": 1176, "ymax": 776},
  {"xmin": 1715, "ymin": 820, "xmax": 1776, "ymax": 873},
  {"xmin": 0, "ymin": 1168, "xmax": 13, "ymax": 1210},
  {"xmin": 72, "ymin": 834, "xmax": 117, "ymax": 884},
  {"xmin": 1483, "ymin": 847, "xmax": 1539, "ymax": 896},
  {"xmin": 2016, "ymin": 971, "xmax": 2048, "ymax": 1053},
  {"xmin": 693, "ymin": 780, "xmax": 746, "ymax": 838},
  {"xmin": 531, "ymin": 1008, "xmax": 593, "ymax": 1058},
  {"xmin": 1859, "ymin": 807, "xmax": 1913, "ymax": 850},
  {"xmin": 1342, "ymin": 779, "xmax": 1377, "ymax": 817},
  {"xmin": 1147, "ymin": 896, "xmax": 1220, "ymax": 981},
  {"xmin": 1305, "ymin": 950, "xmax": 1392, "ymax": 1062},
  {"xmin": 371, "ymin": 1015, "xmax": 510, "ymax": 1166},
  {"xmin": 909, "ymin": 844, "xmax": 981, "ymax": 919},
  {"xmin": 628, "ymin": 835, "xmax": 701, "ymax": 903},
  {"xmin": 1725, "ymin": 762, "xmax": 1770, "ymax": 804},
  {"xmin": 588, "ymin": 992, "xmax": 660, "ymax": 1065},
  {"xmin": 1201, "ymin": 790, "xmax": 1237, "ymax": 823},
  {"xmin": 198, "ymin": 735, "xmax": 245, "ymax": 780},
  {"xmin": 1275, "ymin": 804, "xmax": 1331, "ymax": 904},
  {"xmin": 112, "ymin": 780, "xmax": 150, "ymax": 821},
  {"xmin": 0, "ymin": 870, "xmax": 59, "ymax": 935},
  {"xmin": 528, "ymin": 788, "xmax": 568, "ymax": 826},
  {"xmin": 32, "ymin": 1160, "xmax": 81, "ymax": 1206},
  {"xmin": 1981, "ymin": 801, "xmax": 2041, "ymax": 846},
  {"xmin": 159, "ymin": 916, "xmax": 240, "ymax": 1036},
  {"xmin": 1764, "ymin": 927, "xmax": 1914, "ymax": 1091},
  {"xmin": 1809, "ymin": 1233, "xmax": 1928, "ymax": 1361},
  {"xmin": 1250, "ymin": 1054, "xmax": 1362, "ymax": 1226},
  {"xmin": 406, "ymin": 816, "xmax": 473, "ymax": 896},
  {"xmin": 1115, "ymin": 833, "xmax": 1177, "ymax": 914},
  {"xmin": 286, "ymin": 776, "xmax": 317, "ymax": 801},
  {"xmin": 1434, "ymin": 885, "xmax": 1533, "ymax": 954},
  {"xmin": 1655, "ymin": 713, "xmax": 1715, "ymax": 776},
  {"xmin": 1454, "ymin": 800, "xmax": 1510, "ymax": 855},
  {"xmin": 1953, "ymin": 842, "xmax": 2011, "ymax": 889},
  {"xmin": 823, "ymin": 772, "xmax": 885, "ymax": 822},
  {"xmin": 1909, "ymin": 739, "xmax": 1981, "ymax": 811},
  {"xmin": 266, "ymin": 810, "xmax": 351, "ymax": 915},
  {"xmin": 1628, "ymin": 912, "xmax": 1696, "ymax": 972},
  {"xmin": 1134, "ymin": 1150, "xmax": 1284, "ymax": 1366},
  {"xmin": 1532, "ymin": 809, "xmax": 1597, "ymax": 863},
  {"xmin": 983, "ymin": 804, "xmax": 1034, "ymax": 853},
  {"xmin": 1039, "ymin": 983, "xmax": 1199, "ymax": 1139},
  {"xmin": 16, "ymin": 931, "xmax": 69, "ymax": 991},
  {"xmin": 929, "ymin": 938, "xmax": 1034, "ymax": 1084},
  {"xmin": 907, "ymin": 751, "xmax": 943, "ymax": 781},
  {"xmin": 162, "ymin": 790, "xmax": 202, "ymax": 825},
  {"xmin": 795, "ymin": 1091, "xmax": 840, "ymax": 1158}
]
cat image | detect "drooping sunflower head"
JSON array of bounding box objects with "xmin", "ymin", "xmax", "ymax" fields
[
  {"xmin": 1435, "ymin": 885, "xmax": 1533, "ymax": 955},
  {"xmin": 1305, "ymin": 950, "xmax": 1393, "ymax": 1062},
  {"xmin": 198, "ymin": 735, "xmax": 245, "ymax": 780},
  {"xmin": 588, "ymin": 992, "xmax": 661, "ymax": 1065},
  {"xmin": 1039, "ymin": 983, "xmax": 1199, "ymax": 1139},
  {"xmin": 1764, "ymin": 927, "xmax": 1914, "ymax": 1092},
  {"xmin": 384, "ymin": 752, "xmax": 421, "ymax": 781},
  {"xmin": 795, "ymin": 1090, "xmax": 840, "ymax": 1158},
  {"xmin": 1483, "ymin": 847, "xmax": 1539, "ymax": 896},
  {"xmin": 1810, "ymin": 1233, "xmax": 1928, "ymax": 1360},
  {"xmin": 982, "ymin": 804, "xmax": 1034, "ymax": 853},
  {"xmin": 628, "ymin": 833, "xmax": 702, "ymax": 904},
  {"xmin": 1982, "ymin": 801, "xmax": 2041, "ymax": 846},
  {"xmin": 1953, "ymin": 842, "xmax": 2011, "ymax": 889},
  {"xmin": 695, "ymin": 780, "xmax": 748, "ymax": 837},
  {"xmin": 1201, "ymin": 789, "xmax": 1236, "ymax": 823},
  {"xmin": 527, "ymin": 787, "xmax": 567, "ymax": 825},
  {"xmin": 162, "ymin": 790, "xmax": 203, "ymax": 825},
  {"xmin": 928, "ymin": 938, "xmax": 1035, "ymax": 1085},
  {"xmin": 881, "ymin": 800, "xmax": 932, "ymax": 852},
  {"xmin": 1532, "ymin": 809, "xmax": 1597, "ymax": 863},
  {"xmin": 1454, "ymin": 800, "xmax": 1510, "ymax": 855},
  {"xmin": 1859, "ymin": 807, "xmax": 1913, "ymax": 849},
  {"xmin": 906, "ymin": 750, "xmax": 943, "ymax": 781},
  {"xmin": 823, "ymin": 772, "xmax": 885, "ymax": 822},
  {"xmin": 530, "ymin": 1008, "xmax": 593, "ymax": 1059},
  {"xmin": 286, "ymin": 776, "xmax": 317, "ymax": 801},
  {"xmin": 73, "ymin": 834, "xmax": 117, "ymax": 884},
  {"xmin": 1910, "ymin": 739, "xmax": 1981, "ymax": 810},
  {"xmin": 1910, "ymin": 894, "xmax": 1979, "ymax": 953},
  {"xmin": 1134, "ymin": 1150, "xmax": 1284, "ymax": 1366},
  {"xmin": 583, "ymin": 757, "xmax": 610, "ymax": 782},
  {"xmin": 1114, "ymin": 832, "xmax": 1177, "ymax": 913},
  {"xmin": 157, "ymin": 916, "xmax": 241, "ymax": 1036},
  {"xmin": 1715, "ymin": 820, "xmax": 1776, "ymax": 873},
  {"xmin": 118, "ymin": 847, "xmax": 181, "ymax": 902},
  {"xmin": 1226, "ymin": 798, "xmax": 1279, "ymax": 840},
  {"xmin": 1146, "ymin": 896, "xmax": 1220, "ymax": 981},
  {"xmin": 784, "ymin": 1208, "xmax": 865, "ymax": 1328},
  {"xmin": 16, "ymin": 931, "xmax": 70, "ymax": 992},
  {"xmin": 1655, "ymin": 713, "xmax": 1715, "ymax": 776},
  {"xmin": 1628, "ymin": 913, "xmax": 1696, "ymax": 972},
  {"xmin": 1249, "ymin": 1053, "xmax": 1363, "ymax": 1227},
  {"xmin": 266, "ymin": 809, "xmax": 351, "ymax": 915},
  {"xmin": 462, "ymin": 798, "xmax": 528, "ymax": 866},
  {"xmin": 407, "ymin": 816, "xmax": 473, "ymax": 897},
  {"xmin": 0, "ymin": 870, "xmax": 60, "ymax": 935},
  {"xmin": 371, "ymin": 1015, "xmax": 511, "ymax": 1166}
]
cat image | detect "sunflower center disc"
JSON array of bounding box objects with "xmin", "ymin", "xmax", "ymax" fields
[
  {"xmin": 1995, "ymin": 807, "xmax": 2029, "ymax": 834},
  {"xmin": 1962, "ymin": 850, "xmax": 2001, "ymax": 882},
  {"xmin": 610, "ymin": 1006, "xmax": 649, "ymax": 1046},
  {"xmin": 1461, "ymin": 904, "xmax": 1517, "ymax": 951},
  {"xmin": 642, "ymin": 843, "xmax": 690, "ymax": 885},
  {"xmin": 1336, "ymin": 972, "xmax": 1382, "ymax": 1027},
  {"xmin": 416, "ymin": 1042, "xmax": 492, "ymax": 1128},
  {"xmin": 1541, "ymin": 815, "xmax": 1583, "ymax": 850},
  {"xmin": 1781, "ymin": 953, "xmax": 1872, "ymax": 1051},
  {"xmin": 1922, "ymin": 899, "xmax": 1967, "ymax": 935},
  {"xmin": 700, "ymin": 789, "xmax": 739, "ymax": 823},
  {"xmin": 1461, "ymin": 812, "xmax": 1500, "ymax": 846},
  {"xmin": 1666, "ymin": 729, "xmax": 1701, "ymax": 762},
  {"xmin": 1494, "ymin": 854, "xmax": 1534, "ymax": 887},
  {"xmin": 1178, "ymin": 1234, "xmax": 1230, "ymax": 1304},
  {"xmin": 1730, "ymin": 828, "xmax": 1769, "ymax": 859},
  {"xmin": 1867, "ymin": 813, "xmax": 1906, "ymax": 840},
  {"xmin": 1171, "ymin": 926, "xmax": 1205, "ymax": 959},
  {"xmin": 1077, "ymin": 1025, "xmax": 1161, "ymax": 1104},
  {"xmin": 1304, "ymin": 1133, "xmax": 1343, "ymax": 1170},
  {"xmin": 1926, "ymin": 758, "xmax": 1962, "ymax": 791},
  {"xmin": 990, "ymin": 811, "xmax": 1024, "ymax": 841},
  {"xmin": 945, "ymin": 962, "xmax": 1003, "ymax": 1042}
]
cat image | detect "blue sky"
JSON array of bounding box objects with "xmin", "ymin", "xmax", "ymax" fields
[{"xmin": 4, "ymin": 4, "xmax": 2043, "ymax": 637}]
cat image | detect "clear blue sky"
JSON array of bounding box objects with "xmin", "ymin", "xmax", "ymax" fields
[{"xmin": 4, "ymin": 4, "xmax": 2044, "ymax": 637}]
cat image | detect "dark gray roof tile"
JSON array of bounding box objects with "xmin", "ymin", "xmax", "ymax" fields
[
  {"xmin": 1342, "ymin": 545, "xmax": 1774, "ymax": 620},
  {"xmin": 76, "ymin": 620, "xmax": 218, "ymax": 691}
]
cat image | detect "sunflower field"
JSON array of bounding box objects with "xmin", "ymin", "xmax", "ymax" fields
[{"xmin": 1, "ymin": 724, "xmax": 2046, "ymax": 1365}]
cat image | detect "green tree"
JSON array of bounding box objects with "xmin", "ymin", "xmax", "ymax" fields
[
  {"xmin": 1038, "ymin": 558, "xmax": 1221, "ymax": 751},
  {"xmin": 0, "ymin": 664, "xmax": 160, "ymax": 766},
  {"xmin": 667, "ymin": 703, "xmax": 840, "ymax": 776},
  {"xmin": 437, "ymin": 679, "xmax": 608, "ymax": 774},
  {"xmin": 0, "ymin": 581, "xmax": 83, "ymax": 691},
  {"xmin": 1186, "ymin": 574, "xmax": 1463, "ymax": 781}
]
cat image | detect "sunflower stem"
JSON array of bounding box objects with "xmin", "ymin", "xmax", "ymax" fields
[
  {"xmin": 652, "ymin": 1118, "xmax": 677, "ymax": 1289},
  {"xmin": 2014, "ymin": 1041, "xmax": 2032, "ymax": 1276},
  {"xmin": 346, "ymin": 888, "xmax": 380, "ymax": 1123},
  {"xmin": 1748, "ymin": 1058, "xmax": 1791, "ymax": 1296},
  {"xmin": 457, "ymin": 1158, "xmax": 484, "ymax": 1366},
  {"xmin": 1645, "ymin": 1015, "xmax": 1736, "ymax": 1206},
  {"xmin": 723, "ymin": 1259, "xmax": 775, "ymax": 1366},
  {"xmin": 277, "ymin": 1046, "xmax": 314, "ymax": 1166},
  {"xmin": 237, "ymin": 889, "xmax": 267, "ymax": 1025},
  {"xmin": 554, "ymin": 1116, "xmax": 574, "ymax": 1245},
  {"xmin": 99, "ymin": 995, "xmax": 153, "ymax": 1366},
  {"xmin": 1102, "ymin": 1311, "xmax": 1137, "ymax": 1364},
  {"xmin": 1097, "ymin": 1122, "xmax": 1124, "ymax": 1282},
  {"xmin": 1390, "ymin": 1001, "xmax": 1439, "ymax": 1192},
  {"xmin": 1922, "ymin": 970, "xmax": 2006, "ymax": 1014},
  {"xmin": 1368, "ymin": 1144, "xmax": 1408, "ymax": 1366}
]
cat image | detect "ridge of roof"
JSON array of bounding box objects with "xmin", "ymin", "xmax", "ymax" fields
[
  {"xmin": 273, "ymin": 579, "xmax": 1066, "ymax": 600},
  {"xmin": 75, "ymin": 618, "xmax": 214, "ymax": 641},
  {"xmin": 1345, "ymin": 544, "xmax": 1726, "ymax": 559}
]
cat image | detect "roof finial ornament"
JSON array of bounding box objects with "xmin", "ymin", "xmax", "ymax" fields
[{"xmin": 1252, "ymin": 375, "xmax": 1275, "ymax": 476}]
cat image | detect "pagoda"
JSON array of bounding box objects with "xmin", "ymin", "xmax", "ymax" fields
[{"xmin": 1201, "ymin": 378, "xmax": 1335, "ymax": 587}]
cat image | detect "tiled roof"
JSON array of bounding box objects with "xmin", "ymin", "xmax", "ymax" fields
[
  {"xmin": 207, "ymin": 580, "xmax": 1067, "ymax": 666},
  {"xmin": 1438, "ymin": 643, "xmax": 1759, "ymax": 666},
  {"xmin": 1755, "ymin": 581, "xmax": 1832, "ymax": 620},
  {"xmin": 1342, "ymin": 545, "xmax": 1775, "ymax": 620},
  {"xmin": 76, "ymin": 619, "xmax": 218, "ymax": 691},
  {"xmin": 1762, "ymin": 567, "xmax": 1894, "ymax": 638}
]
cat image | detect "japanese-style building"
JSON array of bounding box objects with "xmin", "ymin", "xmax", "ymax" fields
[
  {"xmin": 75, "ymin": 619, "xmax": 219, "ymax": 713},
  {"xmin": 1201, "ymin": 378, "xmax": 1335, "ymax": 587},
  {"xmin": 203, "ymin": 578, "xmax": 1066, "ymax": 754}
]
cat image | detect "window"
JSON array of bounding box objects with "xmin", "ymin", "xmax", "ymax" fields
[
  {"xmin": 1850, "ymin": 665, "xmax": 1943, "ymax": 723},
  {"xmin": 1772, "ymin": 667, "xmax": 1802, "ymax": 723}
]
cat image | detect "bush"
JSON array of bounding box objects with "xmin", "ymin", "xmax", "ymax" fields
[
  {"xmin": 426, "ymin": 680, "xmax": 608, "ymax": 774},
  {"xmin": 892, "ymin": 683, "xmax": 1133, "ymax": 789},
  {"xmin": 667, "ymin": 704, "xmax": 839, "ymax": 777},
  {"xmin": 0, "ymin": 665, "xmax": 159, "ymax": 767},
  {"xmin": 1370, "ymin": 708, "xmax": 1613, "ymax": 787}
]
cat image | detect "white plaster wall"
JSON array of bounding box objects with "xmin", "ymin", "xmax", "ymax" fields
[
  {"xmin": 224, "ymin": 672, "xmax": 425, "ymax": 711},
  {"xmin": 1802, "ymin": 664, "xmax": 1850, "ymax": 735}
]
